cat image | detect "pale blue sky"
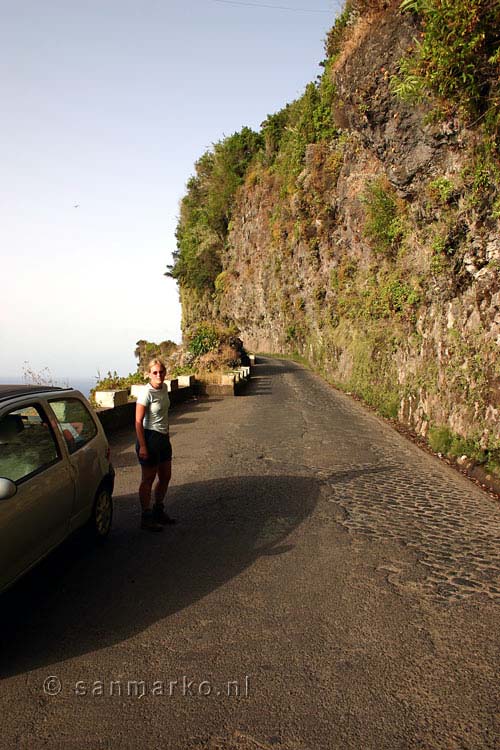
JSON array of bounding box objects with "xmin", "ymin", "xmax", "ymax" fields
[{"xmin": 1, "ymin": 0, "xmax": 342, "ymax": 381}]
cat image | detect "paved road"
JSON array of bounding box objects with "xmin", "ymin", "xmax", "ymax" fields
[{"xmin": 1, "ymin": 358, "xmax": 499, "ymax": 749}]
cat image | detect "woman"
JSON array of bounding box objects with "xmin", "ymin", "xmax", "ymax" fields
[{"xmin": 135, "ymin": 358, "xmax": 175, "ymax": 531}]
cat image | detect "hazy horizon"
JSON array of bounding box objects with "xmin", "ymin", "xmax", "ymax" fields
[{"xmin": 1, "ymin": 0, "xmax": 342, "ymax": 378}]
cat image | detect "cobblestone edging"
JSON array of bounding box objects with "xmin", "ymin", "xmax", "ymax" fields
[
  {"xmin": 268, "ymin": 356, "xmax": 500, "ymax": 604},
  {"xmin": 361, "ymin": 401, "xmax": 500, "ymax": 501}
]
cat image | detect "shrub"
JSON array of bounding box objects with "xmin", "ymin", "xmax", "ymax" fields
[
  {"xmin": 394, "ymin": 0, "xmax": 500, "ymax": 146},
  {"xmin": 486, "ymin": 457, "xmax": 500, "ymax": 477},
  {"xmin": 214, "ymin": 270, "xmax": 229, "ymax": 295},
  {"xmin": 428, "ymin": 176, "xmax": 454, "ymax": 205},
  {"xmin": 383, "ymin": 278, "xmax": 421, "ymax": 315},
  {"xmin": 285, "ymin": 324, "xmax": 297, "ymax": 343},
  {"xmin": 170, "ymin": 364, "xmax": 195, "ymax": 377},
  {"xmin": 196, "ymin": 351, "xmax": 223, "ymax": 372},
  {"xmin": 428, "ymin": 425, "xmax": 453, "ymax": 454},
  {"xmin": 362, "ymin": 179, "xmax": 407, "ymax": 255},
  {"xmin": 187, "ymin": 325, "xmax": 221, "ymax": 357},
  {"xmin": 448, "ymin": 435, "xmax": 482, "ymax": 461}
]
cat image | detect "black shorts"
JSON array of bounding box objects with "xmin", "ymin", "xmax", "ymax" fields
[{"xmin": 136, "ymin": 429, "xmax": 172, "ymax": 467}]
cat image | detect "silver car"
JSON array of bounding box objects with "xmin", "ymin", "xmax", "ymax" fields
[{"xmin": 0, "ymin": 385, "xmax": 115, "ymax": 593}]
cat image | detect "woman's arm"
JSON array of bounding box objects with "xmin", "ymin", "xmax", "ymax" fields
[{"xmin": 135, "ymin": 402, "xmax": 148, "ymax": 459}]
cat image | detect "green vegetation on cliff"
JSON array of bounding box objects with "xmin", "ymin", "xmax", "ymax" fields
[
  {"xmin": 261, "ymin": 71, "xmax": 338, "ymax": 179},
  {"xmin": 167, "ymin": 127, "xmax": 263, "ymax": 292},
  {"xmin": 169, "ymin": 0, "xmax": 500, "ymax": 476},
  {"xmin": 394, "ymin": 0, "xmax": 500, "ymax": 145},
  {"xmin": 172, "ymin": 0, "xmax": 499, "ymax": 294}
]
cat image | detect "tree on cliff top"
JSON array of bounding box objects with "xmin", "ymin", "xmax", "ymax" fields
[{"xmin": 167, "ymin": 126, "xmax": 263, "ymax": 292}]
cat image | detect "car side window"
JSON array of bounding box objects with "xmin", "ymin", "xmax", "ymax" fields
[
  {"xmin": 0, "ymin": 405, "xmax": 61, "ymax": 483},
  {"xmin": 49, "ymin": 398, "xmax": 98, "ymax": 454}
]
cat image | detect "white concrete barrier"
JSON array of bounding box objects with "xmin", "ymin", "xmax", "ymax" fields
[
  {"xmin": 130, "ymin": 384, "xmax": 147, "ymax": 400},
  {"xmin": 94, "ymin": 389, "xmax": 129, "ymax": 408},
  {"xmin": 177, "ymin": 374, "xmax": 195, "ymax": 387}
]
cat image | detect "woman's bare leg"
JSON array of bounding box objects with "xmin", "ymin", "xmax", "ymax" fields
[
  {"xmin": 154, "ymin": 459, "xmax": 172, "ymax": 505},
  {"xmin": 139, "ymin": 464, "xmax": 158, "ymax": 512}
]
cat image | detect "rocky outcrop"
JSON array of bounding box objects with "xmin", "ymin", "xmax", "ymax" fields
[{"xmin": 181, "ymin": 2, "xmax": 500, "ymax": 465}]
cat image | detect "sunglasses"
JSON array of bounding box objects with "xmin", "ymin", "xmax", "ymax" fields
[{"xmin": 151, "ymin": 370, "xmax": 166, "ymax": 375}]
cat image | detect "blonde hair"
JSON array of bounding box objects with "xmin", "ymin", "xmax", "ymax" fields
[{"xmin": 145, "ymin": 357, "xmax": 166, "ymax": 376}]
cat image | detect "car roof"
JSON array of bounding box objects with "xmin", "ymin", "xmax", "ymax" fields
[{"xmin": 0, "ymin": 384, "xmax": 75, "ymax": 403}]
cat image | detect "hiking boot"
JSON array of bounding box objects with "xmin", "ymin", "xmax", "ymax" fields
[
  {"xmin": 141, "ymin": 509, "xmax": 163, "ymax": 532},
  {"xmin": 152, "ymin": 504, "xmax": 176, "ymax": 525}
]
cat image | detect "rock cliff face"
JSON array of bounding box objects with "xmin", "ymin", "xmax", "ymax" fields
[{"xmin": 180, "ymin": 1, "xmax": 500, "ymax": 462}]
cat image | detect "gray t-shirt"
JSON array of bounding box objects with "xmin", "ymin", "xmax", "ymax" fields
[{"xmin": 137, "ymin": 384, "xmax": 170, "ymax": 434}]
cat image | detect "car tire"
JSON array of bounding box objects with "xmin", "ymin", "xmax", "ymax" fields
[{"xmin": 90, "ymin": 486, "xmax": 113, "ymax": 540}]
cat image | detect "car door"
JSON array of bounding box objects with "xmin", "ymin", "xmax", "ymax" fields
[
  {"xmin": 47, "ymin": 397, "xmax": 103, "ymax": 529},
  {"xmin": 0, "ymin": 403, "xmax": 75, "ymax": 591}
]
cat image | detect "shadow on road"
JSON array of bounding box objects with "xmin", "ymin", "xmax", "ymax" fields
[
  {"xmin": 239, "ymin": 376, "xmax": 273, "ymax": 397},
  {"xmin": 238, "ymin": 357, "xmax": 303, "ymax": 397},
  {"xmin": 0, "ymin": 474, "xmax": 319, "ymax": 678},
  {"xmin": 253, "ymin": 358, "xmax": 300, "ymax": 376}
]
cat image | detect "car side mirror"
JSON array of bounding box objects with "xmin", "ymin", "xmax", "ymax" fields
[{"xmin": 0, "ymin": 477, "xmax": 17, "ymax": 500}]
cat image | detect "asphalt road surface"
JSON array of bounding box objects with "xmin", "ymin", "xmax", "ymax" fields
[{"xmin": 1, "ymin": 358, "xmax": 499, "ymax": 750}]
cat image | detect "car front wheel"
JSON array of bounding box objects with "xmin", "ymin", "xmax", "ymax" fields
[{"xmin": 90, "ymin": 486, "xmax": 113, "ymax": 540}]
